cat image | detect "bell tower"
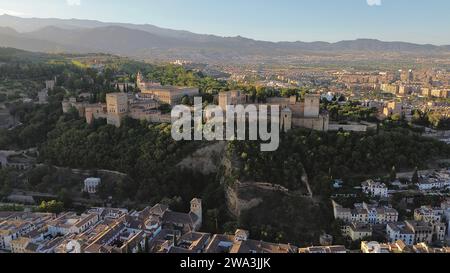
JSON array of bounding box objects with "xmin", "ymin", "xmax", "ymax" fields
[{"xmin": 136, "ymin": 71, "xmax": 144, "ymax": 90}]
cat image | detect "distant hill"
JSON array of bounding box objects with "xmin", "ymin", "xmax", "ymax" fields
[
  {"xmin": 0, "ymin": 47, "xmax": 58, "ymax": 63},
  {"xmin": 0, "ymin": 15, "xmax": 449, "ymax": 62},
  {"xmin": 0, "ymin": 27, "xmax": 72, "ymax": 53},
  {"xmin": 24, "ymin": 25, "xmax": 194, "ymax": 55}
]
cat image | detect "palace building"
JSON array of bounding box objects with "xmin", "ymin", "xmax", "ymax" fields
[
  {"xmin": 137, "ymin": 72, "xmax": 199, "ymax": 106},
  {"xmin": 217, "ymin": 91, "xmax": 329, "ymax": 132}
]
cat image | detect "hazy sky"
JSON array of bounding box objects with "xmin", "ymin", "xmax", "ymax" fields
[{"xmin": 0, "ymin": 0, "xmax": 449, "ymax": 44}]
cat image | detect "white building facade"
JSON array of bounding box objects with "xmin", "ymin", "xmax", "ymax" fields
[
  {"xmin": 84, "ymin": 178, "xmax": 101, "ymax": 194},
  {"xmin": 361, "ymin": 180, "xmax": 389, "ymax": 198}
]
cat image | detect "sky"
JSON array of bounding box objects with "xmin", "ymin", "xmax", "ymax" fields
[{"xmin": 0, "ymin": 0, "xmax": 449, "ymax": 45}]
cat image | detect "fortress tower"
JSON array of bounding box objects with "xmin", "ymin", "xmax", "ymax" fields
[
  {"xmin": 218, "ymin": 91, "xmax": 247, "ymax": 111},
  {"xmin": 280, "ymin": 107, "xmax": 292, "ymax": 133},
  {"xmin": 219, "ymin": 92, "xmax": 230, "ymax": 110},
  {"xmin": 304, "ymin": 94, "xmax": 321, "ymax": 118},
  {"xmin": 106, "ymin": 93, "xmax": 129, "ymax": 127}
]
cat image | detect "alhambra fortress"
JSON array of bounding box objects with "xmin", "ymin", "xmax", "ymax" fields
[
  {"xmin": 218, "ymin": 90, "xmax": 329, "ymax": 132},
  {"xmin": 62, "ymin": 72, "xmax": 329, "ymax": 132}
]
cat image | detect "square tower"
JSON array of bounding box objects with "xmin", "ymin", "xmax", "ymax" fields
[
  {"xmin": 281, "ymin": 107, "xmax": 292, "ymax": 133},
  {"xmin": 107, "ymin": 93, "xmax": 128, "ymax": 115},
  {"xmin": 219, "ymin": 91, "xmax": 246, "ymax": 111},
  {"xmin": 219, "ymin": 92, "xmax": 230, "ymax": 111},
  {"xmin": 106, "ymin": 93, "xmax": 128, "ymax": 127},
  {"xmin": 304, "ymin": 94, "xmax": 320, "ymax": 118}
]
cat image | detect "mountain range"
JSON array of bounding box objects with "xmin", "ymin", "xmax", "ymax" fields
[{"xmin": 0, "ymin": 14, "xmax": 449, "ymax": 62}]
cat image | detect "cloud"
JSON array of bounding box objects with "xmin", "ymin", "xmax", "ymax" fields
[
  {"xmin": 367, "ymin": 0, "xmax": 382, "ymax": 6},
  {"xmin": 0, "ymin": 8, "xmax": 26, "ymax": 16},
  {"xmin": 66, "ymin": 0, "xmax": 81, "ymax": 6}
]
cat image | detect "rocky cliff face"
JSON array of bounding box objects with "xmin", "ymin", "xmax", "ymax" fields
[
  {"xmin": 221, "ymin": 145, "xmax": 304, "ymax": 217},
  {"xmin": 178, "ymin": 141, "xmax": 312, "ymax": 218},
  {"xmin": 175, "ymin": 141, "xmax": 332, "ymax": 244},
  {"xmin": 177, "ymin": 142, "xmax": 227, "ymax": 175}
]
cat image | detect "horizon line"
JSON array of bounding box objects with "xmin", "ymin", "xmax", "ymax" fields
[{"xmin": 1, "ymin": 13, "xmax": 449, "ymax": 46}]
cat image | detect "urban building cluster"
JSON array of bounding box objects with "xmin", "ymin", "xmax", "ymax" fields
[
  {"xmin": 361, "ymin": 240, "xmax": 450, "ymax": 253},
  {"xmin": 333, "ymin": 201, "xmax": 399, "ymax": 225},
  {"xmin": 333, "ymin": 201, "xmax": 399, "ymax": 242},
  {"xmin": 358, "ymin": 169, "xmax": 450, "ymax": 194},
  {"xmin": 332, "ymin": 197, "xmax": 450, "ymax": 247},
  {"xmin": 1, "ymin": 199, "xmax": 202, "ymax": 253},
  {"xmin": 416, "ymin": 169, "xmax": 450, "ymax": 191},
  {"xmin": 332, "ymin": 168, "xmax": 450, "ymax": 246},
  {"xmin": 0, "ymin": 199, "xmax": 338, "ymax": 254},
  {"xmin": 3, "ymin": 200, "xmax": 448, "ymax": 254},
  {"xmin": 332, "ymin": 68, "xmax": 449, "ymax": 124},
  {"xmin": 336, "ymin": 69, "xmax": 449, "ymax": 99},
  {"xmin": 302, "ymin": 240, "xmax": 450, "ymax": 253}
]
